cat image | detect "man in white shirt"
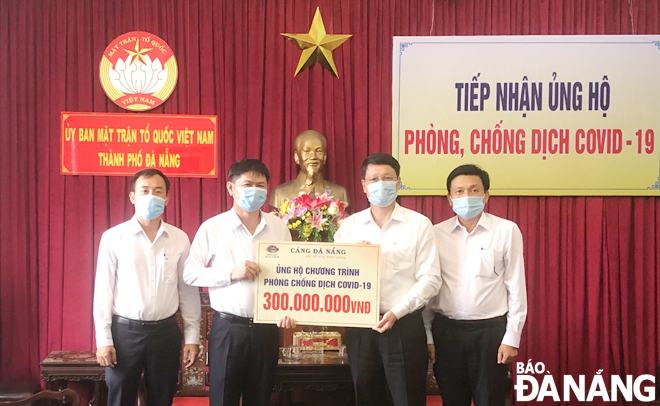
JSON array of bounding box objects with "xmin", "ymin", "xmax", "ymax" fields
[
  {"xmin": 183, "ymin": 159, "xmax": 295, "ymax": 406},
  {"xmin": 425, "ymin": 164, "xmax": 527, "ymax": 406},
  {"xmin": 334, "ymin": 153, "xmax": 442, "ymax": 406},
  {"xmin": 93, "ymin": 169, "xmax": 202, "ymax": 406}
]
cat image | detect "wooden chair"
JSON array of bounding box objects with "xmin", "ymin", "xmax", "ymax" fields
[
  {"xmin": 0, "ymin": 389, "xmax": 80, "ymax": 406},
  {"xmin": 0, "ymin": 382, "xmax": 40, "ymax": 404}
]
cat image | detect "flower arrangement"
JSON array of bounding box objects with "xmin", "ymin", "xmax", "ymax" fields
[{"xmin": 275, "ymin": 189, "xmax": 349, "ymax": 242}]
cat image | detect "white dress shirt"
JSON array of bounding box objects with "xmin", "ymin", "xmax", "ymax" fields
[
  {"xmin": 334, "ymin": 203, "xmax": 442, "ymax": 320},
  {"xmin": 183, "ymin": 209, "xmax": 292, "ymax": 317},
  {"xmin": 93, "ymin": 216, "xmax": 202, "ymax": 347},
  {"xmin": 427, "ymin": 212, "xmax": 527, "ymax": 348}
]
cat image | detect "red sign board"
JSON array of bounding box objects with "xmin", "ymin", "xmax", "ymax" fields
[{"xmin": 61, "ymin": 112, "xmax": 217, "ymax": 177}]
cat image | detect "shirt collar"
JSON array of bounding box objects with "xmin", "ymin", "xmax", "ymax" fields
[
  {"xmin": 450, "ymin": 211, "xmax": 491, "ymax": 233},
  {"xmin": 477, "ymin": 212, "xmax": 492, "ymax": 231},
  {"xmin": 360, "ymin": 203, "xmax": 404, "ymax": 225},
  {"xmin": 228, "ymin": 207, "xmax": 268, "ymax": 233},
  {"xmin": 129, "ymin": 215, "xmax": 169, "ymax": 239}
]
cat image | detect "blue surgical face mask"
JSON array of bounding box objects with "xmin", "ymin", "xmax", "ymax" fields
[
  {"xmin": 135, "ymin": 195, "xmax": 166, "ymax": 220},
  {"xmin": 235, "ymin": 186, "xmax": 267, "ymax": 212},
  {"xmin": 366, "ymin": 181, "xmax": 398, "ymax": 207},
  {"xmin": 451, "ymin": 196, "xmax": 485, "ymax": 219}
]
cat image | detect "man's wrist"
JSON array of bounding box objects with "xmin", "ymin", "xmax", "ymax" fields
[
  {"xmin": 96, "ymin": 338, "xmax": 114, "ymax": 348},
  {"xmin": 390, "ymin": 304, "xmax": 407, "ymax": 320},
  {"xmin": 501, "ymin": 330, "xmax": 521, "ymax": 348}
]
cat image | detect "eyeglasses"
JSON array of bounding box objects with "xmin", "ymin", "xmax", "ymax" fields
[{"xmin": 365, "ymin": 175, "xmax": 397, "ymax": 183}]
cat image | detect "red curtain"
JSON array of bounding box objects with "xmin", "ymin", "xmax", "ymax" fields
[{"xmin": 1, "ymin": 0, "xmax": 659, "ymax": 403}]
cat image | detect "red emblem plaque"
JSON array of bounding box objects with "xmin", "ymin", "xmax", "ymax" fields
[{"xmin": 99, "ymin": 31, "xmax": 178, "ymax": 111}]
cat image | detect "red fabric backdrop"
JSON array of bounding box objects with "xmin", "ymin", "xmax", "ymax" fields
[{"xmin": 1, "ymin": 0, "xmax": 659, "ymax": 404}]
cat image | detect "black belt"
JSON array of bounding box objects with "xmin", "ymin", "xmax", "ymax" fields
[
  {"xmin": 215, "ymin": 311, "xmax": 253, "ymax": 326},
  {"xmin": 437, "ymin": 313, "xmax": 507, "ymax": 328},
  {"xmin": 112, "ymin": 314, "xmax": 177, "ymax": 332}
]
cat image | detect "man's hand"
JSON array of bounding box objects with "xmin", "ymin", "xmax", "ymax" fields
[
  {"xmin": 230, "ymin": 261, "xmax": 261, "ymax": 282},
  {"xmin": 183, "ymin": 344, "xmax": 200, "ymax": 369},
  {"xmin": 428, "ymin": 344, "xmax": 436, "ymax": 364},
  {"xmin": 373, "ymin": 311, "xmax": 397, "ymax": 333},
  {"xmin": 96, "ymin": 346, "xmax": 117, "ymax": 367},
  {"xmin": 277, "ymin": 316, "xmax": 297, "ymax": 329},
  {"xmin": 497, "ymin": 344, "xmax": 518, "ymax": 364}
]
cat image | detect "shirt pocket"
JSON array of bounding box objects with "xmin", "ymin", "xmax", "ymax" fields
[
  {"xmin": 159, "ymin": 253, "xmax": 179, "ymax": 284},
  {"xmin": 475, "ymin": 249, "xmax": 503, "ymax": 278},
  {"xmin": 390, "ymin": 239, "xmax": 416, "ymax": 271},
  {"xmin": 116, "ymin": 249, "xmax": 137, "ymax": 273}
]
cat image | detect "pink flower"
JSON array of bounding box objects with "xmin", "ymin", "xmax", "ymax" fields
[
  {"xmin": 315, "ymin": 190, "xmax": 333, "ymax": 205},
  {"xmin": 306, "ymin": 211, "xmax": 327, "ymax": 231},
  {"xmin": 309, "ymin": 197, "xmax": 324, "ymax": 210},
  {"xmin": 292, "ymin": 205, "xmax": 308, "ymax": 217},
  {"xmin": 293, "ymin": 193, "xmax": 313, "ymax": 209},
  {"xmin": 329, "ymin": 200, "xmax": 348, "ymax": 219}
]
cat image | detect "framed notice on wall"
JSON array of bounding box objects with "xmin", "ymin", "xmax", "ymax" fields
[{"xmin": 393, "ymin": 35, "xmax": 660, "ymax": 196}]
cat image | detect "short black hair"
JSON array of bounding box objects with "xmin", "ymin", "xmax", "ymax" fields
[
  {"xmin": 446, "ymin": 164, "xmax": 490, "ymax": 192},
  {"xmin": 228, "ymin": 159, "xmax": 271, "ymax": 183},
  {"xmin": 131, "ymin": 169, "xmax": 170, "ymax": 193},
  {"xmin": 361, "ymin": 153, "xmax": 401, "ymax": 179}
]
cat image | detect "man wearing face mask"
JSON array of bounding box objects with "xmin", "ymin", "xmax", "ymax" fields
[
  {"xmin": 424, "ymin": 164, "xmax": 527, "ymax": 406},
  {"xmin": 93, "ymin": 168, "xmax": 202, "ymax": 406},
  {"xmin": 183, "ymin": 159, "xmax": 295, "ymax": 406},
  {"xmin": 333, "ymin": 153, "xmax": 441, "ymax": 406}
]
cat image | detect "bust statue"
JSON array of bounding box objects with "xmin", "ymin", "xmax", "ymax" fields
[{"xmin": 270, "ymin": 130, "xmax": 350, "ymax": 208}]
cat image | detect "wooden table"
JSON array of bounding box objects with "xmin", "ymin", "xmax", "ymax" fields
[
  {"xmin": 275, "ymin": 351, "xmax": 354, "ymax": 406},
  {"xmin": 40, "ymin": 350, "xmax": 356, "ymax": 406},
  {"xmin": 40, "ymin": 351, "xmax": 106, "ymax": 406},
  {"xmin": 40, "ymin": 351, "xmax": 150, "ymax": 406}
]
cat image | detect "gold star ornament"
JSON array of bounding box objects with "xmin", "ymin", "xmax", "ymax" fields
[
  {"xmin": 282, "ymin": 7, "xmax": 351, "ymax": 77},
  {"xmin": 125, "ymin": 41, "xmax": 153, "ymax": 66}
]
